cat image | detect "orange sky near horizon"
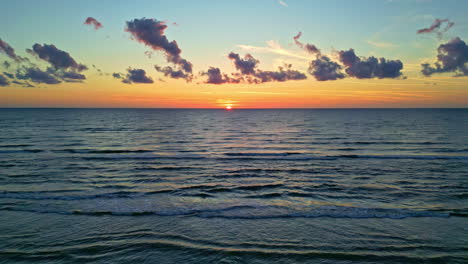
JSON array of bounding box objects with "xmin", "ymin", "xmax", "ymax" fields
[{"xmin": 2, "ymin": 74, "xmax": 467, "ymax": 108}]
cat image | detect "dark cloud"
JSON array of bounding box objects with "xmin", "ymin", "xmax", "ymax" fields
[
  {"xmin": 421, "ymin": 37, "xmax": 468, "ymax": 77},
  {"xmin": 202, "ymin": 67, "xmax": 229, "ymax": 84},
  {"xmin": 4, "ymin": 65, "xmax": 86, "ymax": 85},
  {"xmin": 228, "ymin": 52, "xmax": 259, "ymax": 75},
  {"xmin": 40, "ymin": 67, "xmax": 87, "ymax": 83},
  {"xmin": 84, "ymin": 17, "xmax": 103, "ymax": 30},
  {"xmin": 254, "ymin": 64, "xmax": 307, "ymax": 83},
  {"xmin": 0, "ymin": 41, "xmax": 88, "ymax": 86},
  {"xmin": 154, "ymin": 65, "xmax": 191, "ymax": 81},
  {"xmin": 16, "ymin": 67, "xmax": 61, "ymax": 84},
  {"xmin": 338, "ymin": 49, "xmax": 403, "ymax": 79},
  {"xmin": 116, "ymin": 68, "xmax": 154, "ymax": 84},
  {"xmin": 0, "ymin": 74, "xmax": 9, "ymax": 86},
  {"xmin": 126, "ymin": 18, "xmax": 193, "ymax": 74},
  {"xmin": 3, "ymin": 72, "xmax": 14, "ymax": 79},
  {"xmin": 112, "ymin": 73, "xmax": 122, "ymax": 79},
  {"xmin": 293, "ymin": 32, "xmax": 320, "ymax": 55},
  {"xmin": 338, "ymin": 49, "xmax": 359, "ymax": 66},
  {"xmin": 0, "ymin": 38, "xmax": 23, "ymax": 62},
  {"xmin": 201, "ymin": 67, "xmax": 241, "ymax": 84},
  {"xmin": 28, "ymin": 44, "xmax": 87, "ymax": 72},
  {"xmin": 292, "ymin": 34, "xmax": 404, "ymax": 81},
  {"xmin": 11, "ymin": 80, "xmax": 34, "ymax": 87},
  {"xmin": 203, "ymin": 53, "xmax": 306, "ymax": 84},
  {"xmin": 308, "ymin": 55, "xmax": 345, "ymax": 81},
  {"xmin": 55, "ymin": 70, "xmax": 86, "ymax": 82},
  {"xmin": 417, "ymin": 18, "xmax": 454, "ymax": 38}
]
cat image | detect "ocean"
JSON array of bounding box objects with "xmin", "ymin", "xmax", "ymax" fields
[{"xmin": 0, "ymin": 108, "xmax": 467, "ymax": 263}]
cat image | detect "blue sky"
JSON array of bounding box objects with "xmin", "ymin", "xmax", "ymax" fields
[{"xmin": 1, "ymin": 0, "xmax": 466, "ymax": 70}]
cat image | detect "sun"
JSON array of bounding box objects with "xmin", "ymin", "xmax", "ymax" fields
[{"xmin": 225, "ymin": 104, "xmax": 233, "ymax": 110}]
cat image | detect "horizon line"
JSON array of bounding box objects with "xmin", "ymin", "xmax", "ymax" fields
[{"xmin": 1, "ymin": 107, "xmax": 467, "ymax": 110}]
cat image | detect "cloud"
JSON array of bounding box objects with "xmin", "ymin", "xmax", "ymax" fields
[
  {"xmin": 3, "ymin": 72, "xmax": 14, "ymax": 79},
  {"xmin": 293, "ymin": 32, "xmax": 321, "ymax": 55},
  {"xmin": 202, "ymin": 52, "xmax": 306, "ymax": 84},
  {"xmin": 278, "ymin": 0, "xmax": 288, "ymax": 7},
  {"xmin": 228, "ymin": 52, "xmax": 259, "ymax": 75},
  {"xmin": 12, "ymin": 80, "xmax": 34, "ymax": 87},
  {"xmin": 84, "ymin": 17, "xmax": 103, "ymax": 30},
  {"xmin": 16, "ymin": 67, "xmax": 61, "ymax": 84},
  {"xmin": 126, "ymin": 18, "xmax": 193, "ymax": 74},
  {"xmin": 154, "ymin": 65, "xmax": 192, "ymax": 81},
  {"xmin": 254, "ymin": 64, "xmax": 307, "ymax": 83},
  {"xmin": 114, "ymin": 68, "xmax": 154, "ymax": 84},
  {"xmin": 28, "ymin": 43, "xmax": 87, "ymax": 72},
  {"xmin": 308, "ymin": 55, "xmax": 345, "ymax": 81},
  {"xmin": 53, "ymin": 69, "xmax": 86, "ymax": 82},
  {"xmin": 338, "ymin": 49, "xmax": 404, "ymax": 79},
  {"xmin": 0, "ymin": 41, "xmax": 89, "ymax": 86},
  {"xmin": 417, "ymin": 18, "xmax": 454, "ymax": 39},
  {"xmin": 3, "ymin": 61, "xmax": 11, "ymax": 69},
  {"xmin": 421, "ymin": 37, "xmax": 468, "ymax": 76},
  {"xmin": 239, "ymin": 35, "xmax": 402, "ymax": 81},
  {"xmin": 0, "ymin": 38, "xmax": 23, "ymax": 62},
  {"xmin": 201, "ymin": 67, "xmax": 241, "ymax": 84},
  {"xmin": 0, "ymin": 74, "xmax": 9, "ymax": 86}
]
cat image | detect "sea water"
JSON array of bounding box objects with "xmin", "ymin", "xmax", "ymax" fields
[{"xmin": 0, "ymin": 108, "xmax": 467, "ymax": 263}]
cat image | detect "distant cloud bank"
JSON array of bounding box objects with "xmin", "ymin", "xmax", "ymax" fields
[{"xmin": 201, "ymin": 52, "xmax": 307, "ymax": 84}]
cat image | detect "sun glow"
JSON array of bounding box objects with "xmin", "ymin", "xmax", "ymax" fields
[{"xmin": 225, "ymin": 104, "xmax": 233, "ymax": 110}]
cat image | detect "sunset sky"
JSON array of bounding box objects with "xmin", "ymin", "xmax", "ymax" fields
[{"xmin": 1, "ymin": 0, "xmax": 468, "ymax": 108}]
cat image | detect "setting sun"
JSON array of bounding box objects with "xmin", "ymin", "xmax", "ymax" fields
[{"xmin": 225, "ymin": 105, "xmax": 232, "ymax": 110}]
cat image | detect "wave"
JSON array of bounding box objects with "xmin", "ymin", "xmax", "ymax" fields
[
  {"xmin": 0, "ymin": 149, "xmax": 43, "ymax": 153},
  {"xmin": 341, "ymin": 141, "xmax": 446, "ymax": 145},
  {"xmin": 83, "ymin": 152, "xmax": 468, "ymax": 161},
  {"xmin": 244, "ymin": 193, "xmax": 283, "ymax": 199},
  {"xmin": 431, "ymin": 148, "xmax": 468, "ymax": 153},
  {"xmin": 133, "ymin": 166, "xmax": 201, "ymax": 171},
  {"xmin": 84, "ymin": 153, "xmax": 206, "ymax": 160},
  {"xmin": 1, "ymin": 230, "xmax": 463, "ymax": 263},
  {"xmin": 0, "ymin": 144, "xmax": 34, "ymax": 148},
  {"xmin": 330, "ymin": 154, "xmax": 468, "ymax": 160},
  {"xmin": 0, "ymin": 190, "xmax": 167, "ymax": 201},
  {"xmin": 1, "ymin": 205, "xmax": 451, "ymax": 219},
  {"xmin": 174, "ymin": 183, "xmax": 285, "ymax": 194},
  {"xmin": 59, "ymin": 149, "xmax": 154, "ymax": 154},
  {"xmin": 224, "ymin": 152, "xmax": 304, "ymax": 157},
  {"xmin": 3, "ymin": 148, "xmax": 467, "ymax": 161}
]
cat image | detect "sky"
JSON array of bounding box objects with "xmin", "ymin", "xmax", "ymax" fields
[{"xmin": 1, "ymin": 0, "xmax": 468, "ymax": 108}]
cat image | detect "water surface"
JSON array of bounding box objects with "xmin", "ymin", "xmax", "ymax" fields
[{"xmin": 1, "ymin": 109, "xmax": 467, "ymax": 263}]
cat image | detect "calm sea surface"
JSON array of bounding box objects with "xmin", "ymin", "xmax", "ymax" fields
[{"xmin": 0, "ymin": 108, "xmax": 467, "ymax": 263}]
